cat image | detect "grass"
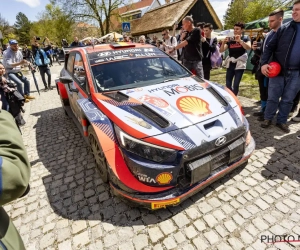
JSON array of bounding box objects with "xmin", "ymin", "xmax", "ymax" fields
[{"xmin": 210, "ymin": 68, "xmax": 260, "ymax": 100}]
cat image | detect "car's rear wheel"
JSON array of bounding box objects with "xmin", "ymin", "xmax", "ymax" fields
[{"xmin": 88, "ymin": 126, "xmax": 108, "ymax": 183}]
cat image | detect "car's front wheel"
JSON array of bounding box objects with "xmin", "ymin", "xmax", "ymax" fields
[{"xmin": 88, "ymin": 126, "xmax": 108, "ymax": 183}]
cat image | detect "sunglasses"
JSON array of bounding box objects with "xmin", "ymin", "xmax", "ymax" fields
[{"xmin": 162, "ymin": 33, "xmax": 166, "ymax": 36}]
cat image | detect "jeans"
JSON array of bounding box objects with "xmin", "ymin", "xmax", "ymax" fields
[
  {"xmin": 264, "ymin": 70, "xmax": 300, "ymax": 124},
  {"xmin": 256, "ymin": 69, "xmax": 269, "ymax": 102},
  {"xmin": 39, "ymin": 66, "xmax": 51, "ymax": 88},
  {"xmin": 226, "ymin": 62, "xmax": 245, "ymax": 96},
  {"xmin": 0, "ymin": 88, "xmax": 9, "ymax": 111},
  {"xmin": 8, "ymin": 72, "xmax": 30, "ymax": 96},
  {"xmin": 183, "ymin": 59, "xmax": 204, "ymax": 79}
]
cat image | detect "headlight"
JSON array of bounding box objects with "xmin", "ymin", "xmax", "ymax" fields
[
  {"xmin": 114, "ymin": 125, "xmax": 177, "ymax": 163},
  {"xmin": 246, "ymin": 131, "xmax": 252, "ymax": 146}
]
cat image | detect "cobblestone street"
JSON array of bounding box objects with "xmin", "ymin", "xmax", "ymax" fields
[{"xmin": 4, "ymin": 64, "xmax": 300, "ymax": 250}]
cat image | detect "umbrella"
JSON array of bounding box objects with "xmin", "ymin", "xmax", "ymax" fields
[
  {"xmin": 99, "ymin": 32, "xmax": 123, "ymax": 41},
  {"xmin": 245, "ymin": 9, "xmax": 293, "ymax": 30},
  {"xmin": 29, "ymin": 65, "xmax": 40, "ymax": 95}
]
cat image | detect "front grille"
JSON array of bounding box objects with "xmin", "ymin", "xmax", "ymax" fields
[
  {"xmin": 131, "ymin": 105, "xmax": 170, "ymax": 128},
  {"xmin": 211, "ymin": 146, "xmax": 231, "ymax": 171},
  {"xmin": 207, "ymin": 87, "xmax": 228, "ymax": 107},
  {"xmin": 182, "ymin": 136, "xmax": 245, "ymax": 186}
]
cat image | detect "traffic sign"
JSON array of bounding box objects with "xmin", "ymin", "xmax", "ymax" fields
[{"xmin": 122, "ymin": 22, "xmax": 131, "ymax": 32}]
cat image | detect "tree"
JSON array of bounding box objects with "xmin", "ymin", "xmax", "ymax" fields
[
  {"xmin": 223, "ymin": 0, "xmax": 290, "ymax": 29},
  {"xmin": 30, "ymin": 3, "xmax": 75, "ymax": 45},
  {"xmin": 53, "ymin": 0, "xmax": 127, "ymax": 35},
  {"xmin": 14, "ymin": 12, "xmax": 32, "ymax": 45},
  {"xmin": 0, "ymin": 14, "xmax": 11, "ymax": 46}
]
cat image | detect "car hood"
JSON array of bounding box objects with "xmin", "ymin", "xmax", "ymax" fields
[{"xmin": 92, "ymin": 77, "xmax": 241, "ymax": 148}]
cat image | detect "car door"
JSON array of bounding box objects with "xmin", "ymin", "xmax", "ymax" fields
[
  {"xmin": 70, "ymin": 52, "xmax": 89, "ymax": 122},
  {"xmin": 64, "ymin": 52, "xmax": 78, "ymax": 116}
]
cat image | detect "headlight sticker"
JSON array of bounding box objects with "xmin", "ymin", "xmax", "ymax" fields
[{"xmin": 126, "ymin": 116, "xmax": 152, "ymax": 129}]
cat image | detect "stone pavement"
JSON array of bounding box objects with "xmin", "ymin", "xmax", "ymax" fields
[{"xmin": 4, "ymin": 64, "xmax": 300, "ymax": 250}]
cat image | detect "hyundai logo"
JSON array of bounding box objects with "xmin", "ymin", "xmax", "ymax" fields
[{"xmin": 215, "ymin": 136, "xmax": 227, "ymax": 147}]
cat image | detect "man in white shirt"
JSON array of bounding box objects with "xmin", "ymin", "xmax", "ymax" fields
[{"xmin": 162, "ymin": 29, "xmax": 177, "ymax": 59}]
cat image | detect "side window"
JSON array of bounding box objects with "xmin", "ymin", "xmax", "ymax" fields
[
  {"xmin": 67, "ymin": 53, "xmax": 75, "ymax": 75},
  {"xmin": 73, "ymin": 53, "xmax": 87, "ymax": 92}
]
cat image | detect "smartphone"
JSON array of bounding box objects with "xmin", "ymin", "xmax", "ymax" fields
[{"xmin": 256, "ymin": 42, "xmax": 262, "ymax": 47}]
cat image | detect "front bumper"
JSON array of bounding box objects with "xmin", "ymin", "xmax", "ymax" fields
[{"xmin": 110, "ymin": 136, "xmax": 255, "ymax": 210}]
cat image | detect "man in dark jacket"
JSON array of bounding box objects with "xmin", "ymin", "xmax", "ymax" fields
[
  {"xmin": 201, "ymin": 23, "xmax": 217, "ymax": 80},
  {"xmin": 261, "ymin": 0, "xmax": 300, "ymax": 133},
  {"xmin": 169, "ymin": 16, "xmax": 204, "ymax": 78},
  {"xmin": 0, "ymin": 105, "xmax": 31, "ymax": 250},
  {"xmin": 252, "ymin": 9, "xmax": 283, "ymax": 120}
]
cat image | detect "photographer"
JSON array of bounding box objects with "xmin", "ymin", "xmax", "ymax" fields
[
  {"xmin": 0, "ymin": 102, "xmax": 31, "ymax": 250},
  {"xmin": 32, "ymin": 39, "xmax": 53, "ymax": 91},
  {"xmin": 220, "ymin": 22, "xmax": 251, "ymax": 96},
  {"xmin": 0, "ymin": 64, "xmax": 10, "ymax": 111},
  {"xmin": 252, "ymin": 9, "xmax": 283, "ymax": 120}
]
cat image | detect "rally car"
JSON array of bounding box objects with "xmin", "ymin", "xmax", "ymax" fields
[{"xmin": 56, "ymin": 42, "xmax": 255, "ymax": 210}]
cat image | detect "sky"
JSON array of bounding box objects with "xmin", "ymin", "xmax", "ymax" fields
[{"xmin": 1, "ymin": 0, "xmax": 230, "ymax": 26}]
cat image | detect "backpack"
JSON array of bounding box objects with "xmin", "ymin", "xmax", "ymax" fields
[
  {"xmin": 34, "ymin": 49, "xmax": 50, "ymax": 66},
  {"xmin": 208, "ymin": 37, "xmax": 222, "ymax": 67}
]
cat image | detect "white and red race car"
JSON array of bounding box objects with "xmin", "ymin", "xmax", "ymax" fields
[{"xmin": 56, "ymin": 42, "xmax": 255, "ymax": 209}]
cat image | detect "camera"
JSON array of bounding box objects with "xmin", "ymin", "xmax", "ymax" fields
[
  {"xmin": 35, "ymin": 36, "xmax": 41, "ymax": 41},
  {"xmin": 159, "ymin": 41, "xmax": 163, "ymax": 45},
  {"xmin": 227, "ymin": 37, "xmax": 234, "ymax": 42},
  {"xmin": 256, "ymin": 42, "xmax": 262, "ymax": 47}
]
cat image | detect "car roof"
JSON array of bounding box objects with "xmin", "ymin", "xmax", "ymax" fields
[{"xmin": 76, "ymin": 43, "xmax": 156, "ymax": 54}]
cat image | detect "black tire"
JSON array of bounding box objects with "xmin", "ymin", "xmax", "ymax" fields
[{"xmin": 88, "ymin": 126, "xmax": 108, "ymax": 183}]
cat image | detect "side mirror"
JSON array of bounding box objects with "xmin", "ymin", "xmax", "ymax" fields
[
  {"xmin": 59, "ymin": 77, "xmax": 79, "ymax": 93},
  {"xmin": 59, "ymin": 76, "xmax": 73, "ymax": 84}
]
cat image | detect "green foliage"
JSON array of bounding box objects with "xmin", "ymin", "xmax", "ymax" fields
[
  {"xmin": 30, "ymin": 3, "xmax": 74, "ymax": 45},
  {"xmin": 53, "ymin": 0, "xmax": 127, "ymax": 35},
  {"xmin": 224, "ymin": 0, "xmax": 289, "ymax": 29},
  {"xmin": 0, "ymin": 14, "xmax": 11, "ymax": 46},
  {"xmin": 14, "ymin": 12, "xmax": 32, "ymax": 45}
]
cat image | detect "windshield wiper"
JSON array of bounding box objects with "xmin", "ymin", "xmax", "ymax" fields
[{"xmin": 163, "ymin": 78, "xmax": 179, "ymax": 83}]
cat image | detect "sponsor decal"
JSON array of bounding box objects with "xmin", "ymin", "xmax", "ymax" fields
[
  {"xmin": 151, "ymin": 198, "xmax": 180, "ymax": 210},
  {"xmin": 140, "ymin": 95, "xmax": 169, "ymax": 108},
  {"xmin": 200, "ymin": 81, "xmax": 210, "ymax": 88},
  {"xmin": 137, "ymin": 173, "xmax": 156, "ymax": 183},
  {"xmin": 148, "ymin": 84, "xmax": 179, "ymax": 93},
  {"xmin": 156, "ymin": 172, "xmax": 173, "ymax": 185},
  {"xmin": 139, "ymin": 95, "xmax": 175, "ymax": 117},
  {"xmin": 126, "ymin": 116, "xmax": 152, "ymax": 129},
  {"xmin": 176, "ymin": 96, "xmax": 212, "ymax": 117},
  {"xmin": 164, "ymin": 84, "xmax": 203, "ymax": 96},
  {"xmin": 134, "ymin": 88, "xmax": 143, "ymax": 92},
  {"xmin": 90, "ymin": 48, "xmax": 167, "ymax": 65}
]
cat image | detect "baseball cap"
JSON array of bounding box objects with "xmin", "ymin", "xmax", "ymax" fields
[{"xmin": 9, "ymin": 40, "xmax": 18, "ymax": 45}]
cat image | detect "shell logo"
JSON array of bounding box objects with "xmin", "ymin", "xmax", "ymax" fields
[
  {"xmin": 156, "ymin": 172, "xmax": 173, "ymax": 185},
  {"xmin": 176, "ymin": 96, "xmax": 212, "ymax": 117}
]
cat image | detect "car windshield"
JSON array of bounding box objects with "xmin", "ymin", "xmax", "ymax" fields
[{"xmin": 90, "ymin": 57, "xmax": 191, "ymax": 92}]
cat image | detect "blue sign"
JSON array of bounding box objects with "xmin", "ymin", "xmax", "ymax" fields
[{"xmin": 122, "ymin": 22, "xmax": 131, "ymax": 32}]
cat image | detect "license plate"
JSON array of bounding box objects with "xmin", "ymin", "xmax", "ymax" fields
[{"xmin": 151, "ymin": 198, "xmax": 180, "ymax": 210}]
